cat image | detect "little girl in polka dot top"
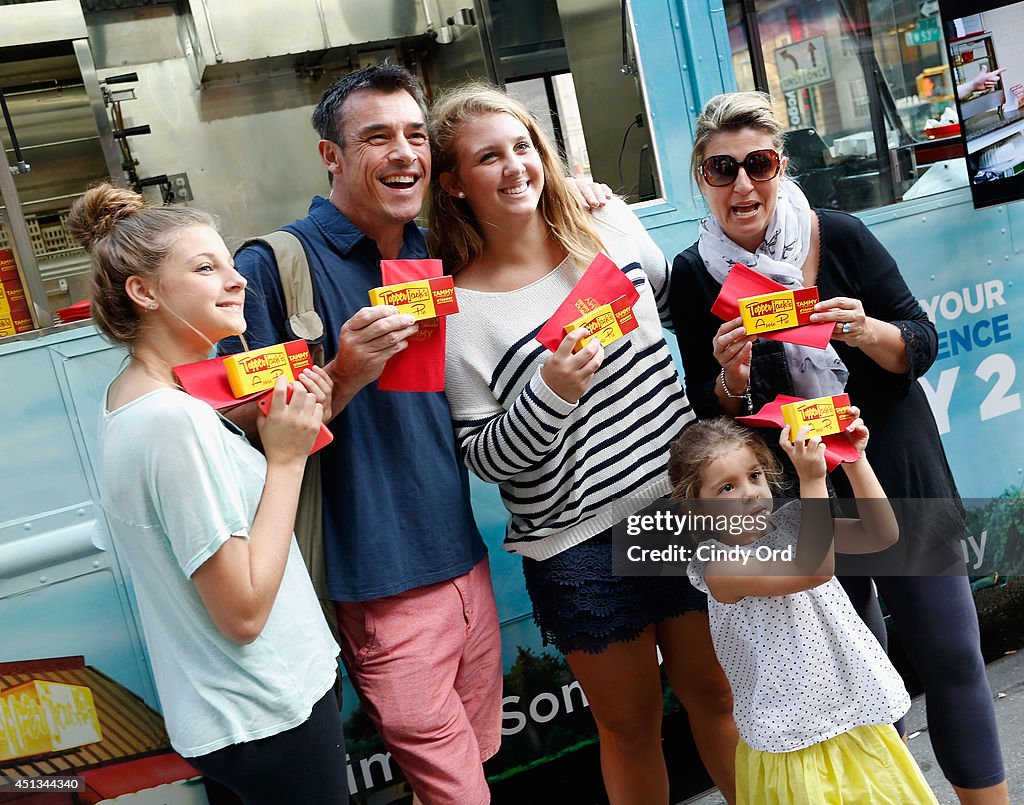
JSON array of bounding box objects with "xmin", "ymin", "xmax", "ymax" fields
[{"xmin": 668, "ymin": 415, "xmax": 937, "ymax": 804}]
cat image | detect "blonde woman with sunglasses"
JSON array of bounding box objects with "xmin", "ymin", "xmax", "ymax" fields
[{"xmin": 669, "ymin": 91, "xmax": 1008, "ymax": 804}]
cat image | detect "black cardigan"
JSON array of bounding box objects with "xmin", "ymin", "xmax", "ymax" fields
[{"xmin": 669, "ymin": 210, "xmax": 964, "ymax": 570}]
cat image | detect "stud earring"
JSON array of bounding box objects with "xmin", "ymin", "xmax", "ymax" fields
[
  {"xmin": 457, "ymin": 192, "xmax": 466, "ymax": 199},
  {"xmin": 147, "ymin": 302, "xmax": 157, "ymax": 310}
]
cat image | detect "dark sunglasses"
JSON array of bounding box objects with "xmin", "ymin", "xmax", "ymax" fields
[{"xmin": 699, "ymin": 149, "xmax": 782, "ymax": 187}]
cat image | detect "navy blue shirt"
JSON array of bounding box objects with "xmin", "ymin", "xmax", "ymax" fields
[{"xmin": 221, "ymin": 196, "xmax": 486, "ymax": 601}]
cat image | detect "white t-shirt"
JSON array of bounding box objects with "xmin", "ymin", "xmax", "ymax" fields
[
  {"xmin": 688, "ymin": 501, "xmax": 910, "ymax": 752},
  {"xmin": 99, "ymin": 388, "xmax": 339, "ymax": 757}
]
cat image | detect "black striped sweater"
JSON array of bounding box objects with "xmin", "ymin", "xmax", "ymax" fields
[{"xmin": 444, "ymin": 200, "xmax": 695, "ymax": 560}]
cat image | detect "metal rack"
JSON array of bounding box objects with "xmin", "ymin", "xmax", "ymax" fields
[
  {"xmin": 0, "ymin": 0, "xmax": 123, "ymax": 337},
  {"xmin": 0, "ymin": 210, "xmax": 84, "ymax": 262}
]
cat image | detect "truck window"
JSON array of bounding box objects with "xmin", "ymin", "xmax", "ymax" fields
[{"xmin": 723, "ymin": 0, "xmax": 970, "ymax": 211}]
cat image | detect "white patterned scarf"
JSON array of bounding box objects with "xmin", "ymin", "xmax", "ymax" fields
[{"xmin": 697, "ymin": 178, "xmax": 848, "ymax": 398}]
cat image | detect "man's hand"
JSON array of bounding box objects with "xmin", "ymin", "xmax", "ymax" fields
[
  {"xmin": 325, "ymin": 306, "xmax": 419, "ymax": 409},
  {"xmin": 566, "ymin": 177, "xmax": 614, "ymax": 210},
  {"xmin": 296, "ymin": 365, "xmax": 334, "ymax": 422}
]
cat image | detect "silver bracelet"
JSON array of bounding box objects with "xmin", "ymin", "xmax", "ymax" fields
[{"xmin": 719, "ymin": 367, "xmax": 753, "ymax": 414}]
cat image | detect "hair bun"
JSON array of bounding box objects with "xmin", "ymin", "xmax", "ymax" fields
[{"xmin": 67, "ymin": 184, "xmax": 147, "ymax": 252}]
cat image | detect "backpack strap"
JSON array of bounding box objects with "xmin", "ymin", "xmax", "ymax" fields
[
  {"xmin": 236, "ymin": 230, "xmax": 338, "ymax": 654},
  {"xmin": 239, "ymin": 231, "xmax": 325, "ymax": 366}
]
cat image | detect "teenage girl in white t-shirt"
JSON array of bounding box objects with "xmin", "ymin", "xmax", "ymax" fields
[
  {"xmin": 668, "ymin": 416, "xmax": 938, "ymax": 804},
  {"xmin": 69, "ymin": 184, "xmax": 347, "ymax": 804}
]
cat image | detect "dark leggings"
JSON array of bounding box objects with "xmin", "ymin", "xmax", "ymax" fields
[
  {"xmin": 839, "ymin": 574, "xmax": 1005, "ymax": 790},
  {"xmin": 188, "ymin": 688, "xmax": 349, "ymax": 805}
]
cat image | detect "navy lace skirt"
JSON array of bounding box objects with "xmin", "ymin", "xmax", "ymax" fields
[{"xmin": 522, "ymin": 530, "xmax": 707, "ymax": 655}]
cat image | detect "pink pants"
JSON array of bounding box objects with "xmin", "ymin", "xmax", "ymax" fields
[{"xmin": 336, "ymin": 558, "xmax": 502, "ymax": 805}]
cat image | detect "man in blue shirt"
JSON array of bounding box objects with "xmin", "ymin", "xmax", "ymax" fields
[{"xmin": 222, "ymin": 64, "xmax": 500, "ymax": 805}]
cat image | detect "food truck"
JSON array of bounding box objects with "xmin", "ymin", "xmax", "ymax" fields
[{"xmin": 1, "ymin": 0, "xmax": 1021, "ymax": 801}]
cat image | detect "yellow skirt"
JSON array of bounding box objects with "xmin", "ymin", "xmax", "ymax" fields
[{"xmin": 736, "ymin": 724, "xmax": 939, "ymax": 805}]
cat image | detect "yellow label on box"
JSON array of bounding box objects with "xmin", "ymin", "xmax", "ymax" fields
[
  {"xmin": 741, "ymin": 293, "xmax": 797, "ymax": 331},
  {"xmin": 781, "ymin": 394, "xmax": 854, "ymax": 440},
  {"xmin": 563, "ymin": 297, "xmax": 638, "ymax": 353},
  {"xmin": 0, "ymin": 680, "xmax": 103, "ymax": 762},
  {"xmin": 223, "ymin": 343, "xmax": 296, "ymax": 397},
  {"xmin": 566, "ymin": 304, "xmax": 620, "ymax": 350},
  {"xmin": 368, "ymin": 276, "xmax": 458, "ymax": 321},
  {"xmin": 371, "ymin": 282, "xmax": 436, "ymax": 318},
  {"xmin": 738, "ymin": 287, "xmax": 819, "ymax": 334}
]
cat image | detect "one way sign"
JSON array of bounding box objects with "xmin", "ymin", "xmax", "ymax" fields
[{"xmin": 775, "ymin": 36, "xmax": 832, "ymax": 92}]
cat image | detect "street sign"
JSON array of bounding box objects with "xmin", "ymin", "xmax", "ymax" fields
[
  {"xmin": 906, "ymin": 16, "xmax": 942, "ymax": 46},
  {"xmin": 775, "ymin": 36, "xmax": 832, "ymax": 92}
]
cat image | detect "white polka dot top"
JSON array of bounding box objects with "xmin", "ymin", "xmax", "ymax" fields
[{"xmin": 688, "ymin": 501, "xmax": 911, "ymax": 753}]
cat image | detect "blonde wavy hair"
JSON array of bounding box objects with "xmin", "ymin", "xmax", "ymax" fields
[
  {"xmin": 691, "ymin": 91, "xmax": 787, "ymax": 185},
  {"xmin": 427, "ymin": 82, "xmax": 604, "ymax": 273}
]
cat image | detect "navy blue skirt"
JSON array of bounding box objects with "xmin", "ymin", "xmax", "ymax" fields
[{"xmin": 522, "ymin": 530, "xmax": 707, "ymax": 655}]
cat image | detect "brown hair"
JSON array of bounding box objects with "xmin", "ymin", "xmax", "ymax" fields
[
  {"xmin": 311, "ymin": 61, "xmax": 428, "ymax": 147},
  {"xmin": 427, "ymin": 81, "xmax": 605, "ymax": 273},
  {"xmin": 668, "ymin": 418, "xmax": 782, "ymax": 499},
  {"xmin": 67, "ymin": 184, "xmax": 215, "ymax": 348},
  {"xmin": 691, "ymin": 91, "xmax": 787, "ymax": 185}
]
